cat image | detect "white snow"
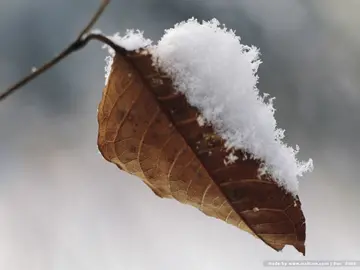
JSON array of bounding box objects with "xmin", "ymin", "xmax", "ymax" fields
[
  {"xmin": 103, "ymin": 19, "xmax": 313, "ymax": 195},
  {"xmin": 196, "ymin": 115, "xmax": 206, "ymax": 127},
  {"xmin": 107, "ymin": 30, "xmax": 152, "ymax": 51},
  {"xmin": 90, "ymin": 28, "xmax": 102, "ymax": 35},
  {"xmin": 103, "ymin": 30, "xmax": 152, "ymax": 85}
]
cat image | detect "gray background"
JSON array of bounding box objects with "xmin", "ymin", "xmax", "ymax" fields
[{"xmin": 0, "ymin": 0, "xmax": 359, "ymax": 269}]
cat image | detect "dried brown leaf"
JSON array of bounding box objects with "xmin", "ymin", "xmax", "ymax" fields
[{"xmin": 97, "ymin": 48, "xmax": 306, "ymax": 255}]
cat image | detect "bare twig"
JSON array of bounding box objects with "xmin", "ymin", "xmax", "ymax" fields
[
  {"xmin": 79, "ymin": 0, "xmax": 110, "ymax": 38},
  {"xmin": 0, "ymin": 0, "xmax": 120, "ymax": 102}
]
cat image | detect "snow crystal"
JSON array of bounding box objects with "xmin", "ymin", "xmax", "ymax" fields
[
  {"xmin": 103, "ymin": 19, "xmax": 313, "ymax": 195},
  {"xmin": 224, "ymin": 151, "xmax": 239, "ymax": 166},
  {"xmin": 151, "ymin": 18, "xmax": 313, "ymax": 195}
]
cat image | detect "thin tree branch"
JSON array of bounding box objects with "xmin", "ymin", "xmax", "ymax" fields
[
  {"xmin": 0, "ymin": 0, "xmax": 120, "ymax": 102},
  {"xmin": 79, "ymin": 0, "xmax": 110, "ymax": 38}
]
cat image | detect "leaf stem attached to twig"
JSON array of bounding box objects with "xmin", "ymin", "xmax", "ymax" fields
[{"xmin": 0, "ymin": 0, "xmax": 121, "ymax": 102}]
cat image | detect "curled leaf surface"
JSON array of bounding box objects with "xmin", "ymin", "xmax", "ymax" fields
[{"xmin": 97, "ymin": 48, "xmax": 306, "ymax": 255}]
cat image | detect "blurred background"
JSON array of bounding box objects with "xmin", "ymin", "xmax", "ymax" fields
[{"xmin": 0, "ymin": 0, "xmax": 359, "ymax": 269}]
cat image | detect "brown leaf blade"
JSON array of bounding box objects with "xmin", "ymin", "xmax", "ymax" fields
[{"xmin": 97, "ymin": 49, "xmax": 306, "ymax": 255}]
